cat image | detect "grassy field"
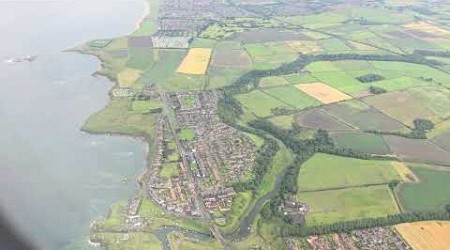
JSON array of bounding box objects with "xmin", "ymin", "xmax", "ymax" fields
[
  {"xmin": 117, "ymin": 68, "xmax": 142, "ymax": 87},
  {"xmin": 256, "ymin": 143, "xmax": 294, "ymax": 201},
  {"xmin": 126, "ymin": 48, "xmax": 155, "ymax": 70},
  {"xmin": 244, "ymin": 132, "xmax": 265, "ymax": 148},
  {"xmin": 137, "ymin": 198, "xmax": 208, "ymax": 233},
  {"xmin": 102, "ymin": 201, "xmax": 127, "ymax": 229},
  {"xmin": 370, "ymin": 76, "xmax": 429, "ymax": 92},
  {"xmin": 407, "ymin": 86, "xmax": 450, "ymax": 119},
  {"xmin": 397, "ymin": 165, "xmax": 450, "ymax": 212},
  {"xmin": 168, "ymin": 233, "xmax": 221, "ymax": 250},
  {"xmin": 137, "ymin": 49, "xmax": 187, "ymax": 87},
  {"xmin": 258, "ymin": 76, "xmax": 290, "ymax": 88},
  {"xmin": 363, "ymin": 91, "xmax": 439, "ymax": 126},
  {"xmin": 384, "ymin": 135, "xmax": 450, "ymax": 166},
  {"xmin": 131, "ymin": 100, "xmax": 162, "ymax": 113},
  {"xmin": 269, "ymin": 115, "xmax": 295, "ymax": 129},
  {"xmin": 324, "ymin": 100, "xmax": 408, "ymax": 132},
  {"xmin": 83, "ymin": 99, "xmax": 156, "ymax": 140},
  {"xmin": 159, "ymin": 163, "xmax": 180, "ymax": 179},
  {"xmin": 297, "ymin": 154, "xmax": 400, "ymax": 191},
  {"xmin": 217, "ymin": 191, "xmax": 253, "ymax": 233},
  {"xmin": 310, "ymin": 71, "xmax": 366, "ymax": 94},
  {"xmin": 179, "ymin": 128, "xmax": 196, "ymax": 141},
  {"xmin": 93, "ymin": 232, "xmax": 163, "ymax": 250},
  {"xmin": 331, "ymin": 132, "xmax": 390, "ymax": 155},
  {"xmin": 263, "ymin": 86, "xmax": 321, "ymax": 109},
  {"xmin": 244, "ymin": 42, "xmax": 298, "ymax": 70},
  {"xmin": 297, "ymin": 185, "xmax": 399, "ymax": 226},
  {"xmin": 283, "ymin": 74, "xmax": 318, "ymax": 85},
  {"xmin": 296, "ymin": 109, "xmax": 354, "ymax": 131},
  {"xmin": 235, "ymin": 90, "xmax": 291, "ymax": 117}
]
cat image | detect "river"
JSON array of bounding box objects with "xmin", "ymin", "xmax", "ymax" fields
[{"xmin": 0, "ymin": 1, "xmax": 148, "ymax": 249}]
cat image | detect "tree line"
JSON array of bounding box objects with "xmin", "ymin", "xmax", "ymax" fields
[
  {"xmin": 366, "ymin": 118, "xmax": 434, "ymax": 139},
  {"xmin": 282, "ymin": 209, "xmax": 450, "ymax": 237}
]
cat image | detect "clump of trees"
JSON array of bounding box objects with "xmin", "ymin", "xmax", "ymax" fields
[
  {"xmin": 369, "ymin": 86, "xmax": 387, "ymax": 94},
  {"xmin": 232, "ymin": 138, "xmax": 279, "ymax": 193},
  {"xmin": 357, "ymin": 74, "xmax": 385, "ymax": 83},
  {"xmin": 366, "ymin": 118, "xmax": 434, "ymax": 139}
]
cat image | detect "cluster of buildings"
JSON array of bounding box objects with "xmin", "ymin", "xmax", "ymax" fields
[
  {"xmin": 353, "ymin": 227, "xmax": 411, "ymax": 250},
  {"xmin": 151, "ymin": 0, "xmax": 214, "ymax": 48},
  {"xmin": 145, "ymin": 90, "xmax": 256, "ymax": 221},
  {"xmin": 173, "ymin": 91, "xmax": 255, "ymax": 216},
  {"xmin": 285, "ymin": 227, "xmax": 411, "ymax": 250},
  {"xmin": 280, "ymin": 200, "xmax": 310, "ymax": 225},
  {"xmin": 146, "ymin": 116, "xmax": 202, "ymax": 217}
]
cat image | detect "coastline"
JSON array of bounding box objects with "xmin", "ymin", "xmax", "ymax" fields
[{"xmin": 76, "ymin": 0, "xmax": 155, "ymax": 247}]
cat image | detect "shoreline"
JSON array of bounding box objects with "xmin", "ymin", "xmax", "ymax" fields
[{"xmin": 76, "ymin": 0, "xmax": 155, "ymax": 247}]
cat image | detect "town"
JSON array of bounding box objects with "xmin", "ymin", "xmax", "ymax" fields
[
  {"xmin": 285, "ymin": 227, "xmax": 412, "ymax": 250},
  {"xmin": 144, "ymin": 89, "xmax": 256, "ymax": 222}
]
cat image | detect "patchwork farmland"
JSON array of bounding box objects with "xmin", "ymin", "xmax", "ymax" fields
[{"xmin": 79, "ymin": 0, "xmax": 450, "ymax": 249}]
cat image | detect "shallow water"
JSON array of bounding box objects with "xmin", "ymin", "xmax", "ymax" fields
[{"xmin": 0, "ymin": 1, "xmax": 148, "ymax": 249}]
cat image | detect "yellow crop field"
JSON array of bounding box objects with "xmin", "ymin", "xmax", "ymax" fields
[
  {"xmin": 286, "ymin": 40, "xmax": 321, "ymax": 53},
  {"xmin": 177, "ymin": 48, "xmax": 212, "ymax": 75},
  {"xmin": 404, "ymin": 21, "xmax": 450, "ymax": 37},
  {"xmin": 395, "ymin": 221, "xmax": 450, "ymax": 250},
  {"xmin": 296, "ymin": 82, "xmax": 351, "ymax": 104},
  {"xmin": 117, "ymin": 68, "xmax": 142, "ymax": 87}
]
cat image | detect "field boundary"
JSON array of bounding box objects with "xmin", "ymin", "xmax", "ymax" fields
[
  {"xmin": 389, "ymin": 187, "xmax": 403, "ymax": 213},
  {"xmin": 298, "ymin": 183, "xmax": 389, "ymax": 193}
]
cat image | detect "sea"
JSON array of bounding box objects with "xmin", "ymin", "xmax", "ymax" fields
[{"xmin": 0, "ymin": 1, "xmax": 148, "ymax": 249}]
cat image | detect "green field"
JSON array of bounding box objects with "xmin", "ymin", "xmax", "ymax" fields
[
  {"xmin": 136, "ymin": 49, "xmax": 187, "ymax": 86},
  {"xmin": 127, "ymin": 48, "xmax": 155, "ymax": 70},
  {"xmin": 93, "ymin": 232, "xmax": 162, "ymax": 250},
  {"xmin": 262, "ymin": 86, "xmax": 321, "ymax": 110},
  {"xmin": 331, "ymin": 132, "xmax": 391, "ymax": 154},
  {"xmin": 235, "ymin": 90, "xmax": 291, "ymax": 117},
  {"xmin": 244, "ymin": 42, "xmax": 298, "ymax": 70},
  {"xmin": 397, "ymin": 165, "xmax": 450, "ymax": 212},
  {"xmin": 159, "ymin": 163, "xmax": 180, "ymax": 179},
  {"xmin": 297, "ymin": 154, "xmax": 400, "ymax": 191},
  {"xmin": 217, "ymin": 191, "xmax": 253, "ymax": 233},
  {"xmin": 259, "ymin": 76, "xmax": 290, "ymax": 88},
  {"xmin": 168, "ymin": 233, "xmax": 221, "ymax": 250},
  {"xmin": 244, "ymin": 132, "xmax": 265, "ymax": 148},
  {"xmin": 131, "ymin": 100, "xmax": 162, "ymax": 113},
  {"xmin": 283, "ymin": 74, "xmax": 318, "ymax": 84},
  {"xmin": 180, "ymin": 96, "xmax": 197, "ymax": 108},
  {"xmin": 269, "ymin": 115, "xmax": 295, "ymax": 129},
  {"xmin": 298, "ymin": 185, "xmax": 399, "ymax": 226},
  {"xmin": 363, "ymin": 91, "xmax": 440, "ymax": 126},
  {"xmin": 324, "ymin": 100, "xmax": 409, "ymax": 132},
  {"xmin": 179, "ymin": 128, "xmax": 196, "ymax": 141},
  {"xmin": 83, "ymin": 99, "xmax": 156, "ymax": 140},
  {"xmin": 370, "ymin": 76, "xmax": 429, "ymax": 92},
  {"xmin": 310, "ymin": 71, "xmax": 366, "ymax": 94},
  {"xmin": 407, "ymin": 86, "xmax": 450, "ymax": 119}
]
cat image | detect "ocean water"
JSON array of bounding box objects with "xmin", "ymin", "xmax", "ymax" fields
[{"xmin": 0, "ymin": 1, "xmax": 148, "ymax": 249}]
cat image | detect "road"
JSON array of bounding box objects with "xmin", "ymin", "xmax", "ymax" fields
[{"xmin": 161, "ymin": 92, "xmax": 233, "ymax": 249}]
